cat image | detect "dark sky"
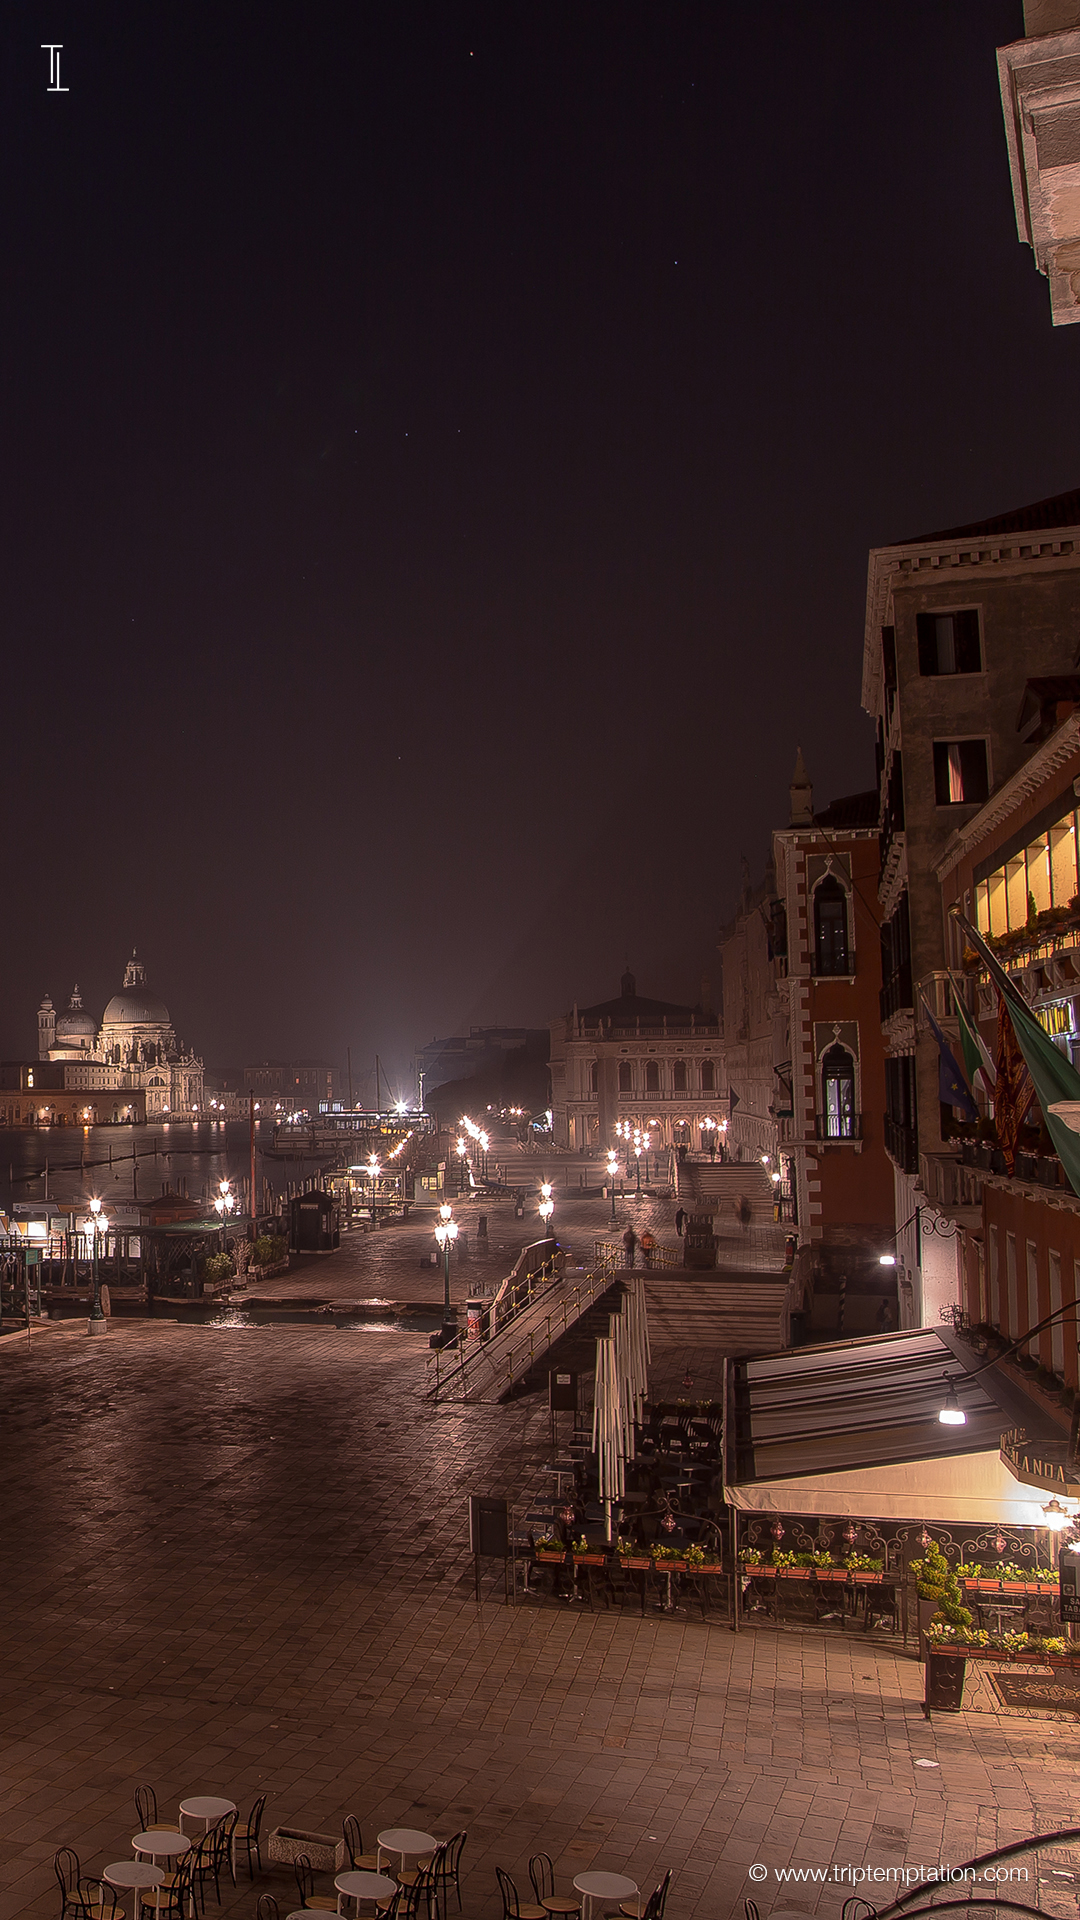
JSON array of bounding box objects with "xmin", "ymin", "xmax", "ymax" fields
[{"xmin": 1, "ymin": 0, "xmax": 1073, "ymax": 1099}]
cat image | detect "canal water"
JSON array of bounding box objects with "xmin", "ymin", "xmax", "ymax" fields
[{"xmin": 0, "ymin": 1119, "xmax": 328, "ymax": 1213}]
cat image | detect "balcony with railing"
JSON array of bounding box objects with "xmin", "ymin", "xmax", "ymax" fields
[{"xmin": 814, "ymin": 1113, "xmax": 862, "ymax": 1141}]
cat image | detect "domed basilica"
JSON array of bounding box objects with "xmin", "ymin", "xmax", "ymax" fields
[{"xmin": 37, "ymin": 953, "xmax": 204, "ymax": 1117}]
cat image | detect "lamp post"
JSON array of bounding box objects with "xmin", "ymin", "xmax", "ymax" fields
[
  {"xmin": 607, "ymin": 1152, "xmax": 619, "ymax": 1223},
  {"xmin": 87, "ymin": 1197, "xmax": 109, "ymax": 1334},
  {"xmin": 368, "ymin": 1154, "xmax": 381, "ymax": 1222},
  {"xmin": 213, "ymin": 1178, "xmax": 236, "ymax": 1255},
  {"xmin": 434, "ymin": 1203, "xmax": 459, "ymax": 1330},
  {"xmin": 457, "ymin": 1136, "xmax": 468, "ymax": 1195},
  {"xmin": 634, "ymin": 1145, "xmax": 642, "ymax": 1193},
  {"xmin": 539, "ymin": 1181, "xmax": 554, "ymax": 1240}
]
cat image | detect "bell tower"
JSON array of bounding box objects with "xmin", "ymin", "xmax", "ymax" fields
[{"xmin": 37, "ymin": 995, "xmax": 55, "ymax": 1060}]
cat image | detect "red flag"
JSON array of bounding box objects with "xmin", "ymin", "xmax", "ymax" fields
[{"xmin": 994, "ymin": 988, "xmax": 1034, "ymax": 1172}]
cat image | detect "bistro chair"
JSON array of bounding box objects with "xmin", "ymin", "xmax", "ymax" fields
[
  {"xmin": 342, "ymin": 1816, "xmax": 380, "ymax": 1872},
  {"xmin": 256, "ymin": 1900, "xmax": 280, "ymax": 1920},
  {"xmin": 70, "ymin": 1894, "xmax": 124, "ymax": 1920},
  {"xmin": 496, "ymin": 1867, "xmax": 546, "ymax": 1920},
  {"xmin": 234, "ymin": 1792, "xmax": 268, "ymax": 1879},
  {"xmin": 189, "ymin": 1820, "xmax": 228, "ymax": 1908},
  {"xmin": 211, "ymin": 1808, "xmax": 238, "ymax": 1892},
  {"xmin": 134, "ymin": 1785, "xmax": 182, "ymax": 1835},
  {"xmin": 529, "ymin": 1855, "xmax": 580, "ymax": 1916},
  {"xmin": 400, "ymin": 1865, "xmax": 440, "ymax": 1919},
  {"xmin": 147, "ymin": 1852, "xmax": 199, "ymax": 1920},
  {"xmin": 54, "ymin": 1850, "xmax": 116, "ymax": 1920},
  {"xmin": 433, "ymin": 1831, "xmax": 467, "ymax": 1914},
  {"xmin": 621, "ymin": 1870, "xmax": 673, "ymax": 1918},
  {"xmin": 293, "ymin": 1852, "xmax": 337, "ymax": 1912}
]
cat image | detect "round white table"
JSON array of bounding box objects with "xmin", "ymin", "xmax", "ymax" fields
[
  {"xmin": 179, "ymin": 1795, "xmax": 236, "ymax": 1833},
  {"xmin": 104, "ymin": 1860, "xmax": 165, "ymax": 1915},
  {"xmin": 574, "ymin": 1870, "xmax": 639, "ymax": 1920},
  {"xmin": 335, "ymin": 1868, "xmax": 397, "ymax": 1914},
  {"xmin": 376, "ymin": 1828, "xmax": 437, "ymax": 1874},
  {"xmin": 132, "ymin": 1830, "xmax": 192, "ymax": 1867}
]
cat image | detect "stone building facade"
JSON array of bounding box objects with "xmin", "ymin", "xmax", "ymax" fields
[
  {"xmin": 862, "ymin": 485, "xmax": 1080, "ymax": 1322},
  {"xmin": 37, "ymin": 954, "xmax": 204, "ymax": 1119},
  {"xmin": 548, "ymin": 971, "xmax": 723, "ymax": 1154}
]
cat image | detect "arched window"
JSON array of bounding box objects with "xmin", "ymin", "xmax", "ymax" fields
[
  {"xmin": 814, "ymin": 876, "xmax": 851, "ymax": 975},
  {"xmin": 644, "ymin": 1061, "xmax": 660, "ymax": 1092},
  {"xmin": 700, "ymin": 1060, "xmax": 715, "ymax": 1091},
  {"xmin": 821, "ymin": 1044, "xmax": 856, "ymax": 1138},
  {"xmin": 672, "ymin": 1061, "xmax": 687, "ymax": 1092},
  {"xmin": 589, "ymin": 1061, "xmax": 599, "ymax": 1094},
  {"xmin": 618, "ymin": 1060, "xmax": 633, "ymax": 1093}
]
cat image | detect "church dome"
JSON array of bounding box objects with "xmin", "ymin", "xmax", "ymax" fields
[
  {"xmin": 55, "ymin": 985, "xmax": 96, "ymax": 1040},
  {"xmin": 101, "ymin": 953, "xmax": 171, "ymax": 1028}
]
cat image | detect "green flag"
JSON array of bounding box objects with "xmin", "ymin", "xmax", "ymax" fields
[
  {"xmin": 948, "ymin": 971, "xmax": 996, "ymax": 1093},
  {"xmin": 952, "ymin": 911, "xmax": 1080, "ymax": 1198}
]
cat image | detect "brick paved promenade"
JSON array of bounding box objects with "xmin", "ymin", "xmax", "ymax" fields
[{"xmin": 3, "ymin": 1223, "xmax": 1080, "ymax": 1918}]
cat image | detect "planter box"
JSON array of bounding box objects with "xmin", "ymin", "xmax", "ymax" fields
[
  {"xmin": 776, "ymin": 1569, "xmax": 811, "ymax": 1580},
  {"xmin": 268, "ymin": 1829, "xmax": 346, "ymax": 1873},
  {"xmin": 696, "ymin": 1563, "xmax": 722, "ymax": 1574},
  {"xmin": 572, "ymin": 1554, "xmax": 606, "ymax": 1567},
  {"xmin": 973, "ymin": 1579, "xmax": 1001, "ymax": 1591},
  {"xmin": 816, "ymin": 1569, "xmax": 849, "ymax": 1582},
  {"xmin": 619, "ymin": 1557, "xmax": 651, "ymax": 1570},
  {"xmin": 924, "ymin": 1653, "xmax": 966, "ymax": 1713},
  {"xmin": 653, "ymin": 1559, "xmax": 687, "ymax": 1573},
  {"xmin": 535, "ymin": 1551, "xmax": 566, "ymax": 1563},
  {"xmin": 853, "ymin": 1572, "xmax": 884, "ymax": 1584},
  {"xmin": 1002, "ymin": 1581, "xmax": 1027, "ymax": 1593}
]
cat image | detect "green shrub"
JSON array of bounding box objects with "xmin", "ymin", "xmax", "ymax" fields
[
  {"xmin": 204, "ymin": 1253, "xmax": 232, "ymax": 1284},
  {"xmin": 253, "ymin": 1234, "xmax": 287, "ymax": 1267}
]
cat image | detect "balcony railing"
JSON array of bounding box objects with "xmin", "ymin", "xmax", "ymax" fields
[
  {"xmin": 880, "ymin": 961, "xmax": 913, "ymax": 1022},
  {"xmin": 810, "ymin": 954, "xmax": 854, "ymax": 979},
  {"xmin": 814, "ymin": 1113, "xmax": 862, "ymax": 1141},
  {"xmin": 884, "ymin": 1113, "xmax": 918, "ymax": 1173}
]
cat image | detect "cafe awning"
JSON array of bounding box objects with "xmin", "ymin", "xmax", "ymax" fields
[{"xmin": 725, "ymin": 1328, "xmax": 1069, "ymax": 1527}]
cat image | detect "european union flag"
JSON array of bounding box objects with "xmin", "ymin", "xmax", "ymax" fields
[{"xmin": 921, "ymin": 998, "xmax": 978, "ymax": 1121}]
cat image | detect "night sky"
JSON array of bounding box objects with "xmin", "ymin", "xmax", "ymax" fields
[{"xmin": 2, "ymin": 2, "xmax": 1075, "ymax": 1097}]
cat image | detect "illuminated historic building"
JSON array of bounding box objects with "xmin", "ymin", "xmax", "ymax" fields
[{"xmin": 37, "ymin": 953, "xmax": 204, "ymax": 1118}]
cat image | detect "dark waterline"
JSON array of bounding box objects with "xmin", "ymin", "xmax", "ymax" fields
[{"xmin": 0, "ymin": 1119, "xmax": 328, "ymax": 1212}]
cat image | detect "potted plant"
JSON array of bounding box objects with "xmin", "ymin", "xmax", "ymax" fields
[
  {"xmin": 1034, "ymin": 1565, "xmax": 1059, "ymax": 1595},
  {"xmin": 651, "ymin": 1544, "xmax": 687, "ymax": 1573},
  {"xmin": 999, "ymin": 1562, "xmax": 1028, "ymax": 1593},
  {"xmin": 617, "ymin": 1536, "xmax": 650, "ymax": 1571},
  {"xmin": 572, "ymin": 1535, "xmax": 606, "ymax": 1567},
  {"xmin": 844, "ymin": 1552, "xmax": 884, "ymax": 1583},
  {"xmin": 534, "ymin": 1535, "xmax": 566, "ymax": 1563},
  {"xmin": 772, "ymin": 1550, "xmax": 807, "ymax": 1579},
  {"xmin": 812, "ymin": 1550, "xmax": 848, "ymax": 1582}
]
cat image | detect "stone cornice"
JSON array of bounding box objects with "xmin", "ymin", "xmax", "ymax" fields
[
  {"xmin": 934, "ymin": 711, "xmax": 1080, "ymax": 883},
  {"xmin": 861, "ymin": 525, "xmax": 1080, "ymax": 717}
]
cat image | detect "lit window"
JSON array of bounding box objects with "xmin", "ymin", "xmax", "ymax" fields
[
  {"xmin": 821, "ymin": 1044, "xmax": 856, "ymax": 1139},
  {"xmin": 933, "ymin": 740, "xmax": 989, "ymax": 806}
]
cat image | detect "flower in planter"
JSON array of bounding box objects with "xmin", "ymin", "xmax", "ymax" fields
[
  {"xmin": 534, "ymin": 1536, "xmax": 562, "ymax": 1554},
  {"xmin": 844, "ymin": 1552, "xmax": 884, "ymax": 1573},
  {"xmin": 737, "ymin": 1547, "xmax": 763, "ymax": 1566},
  {"xmin": 772, "ymin": 1550, "xmax": 799, "ymax": 1569},
  {"xmin": 615, "ymin": 1537, "xmax": 638, "ymax": 1557}
]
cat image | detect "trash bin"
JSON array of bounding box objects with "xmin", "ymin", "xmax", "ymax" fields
[
  {"xmin": 466, "ymin": 1296, "xmax": 487, "ymax": 1341},
  {"xmin": 477, "ymin": 1215, "xmax": 488, "ymax": 1239}
]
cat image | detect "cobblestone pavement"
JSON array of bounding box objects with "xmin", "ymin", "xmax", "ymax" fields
[{"xmin": 4, "ymin": 1320, "xmax": 1079, "ymax": 1920}]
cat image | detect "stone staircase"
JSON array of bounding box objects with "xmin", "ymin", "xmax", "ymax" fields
[
  {"xmin": 643, "ymin": 1274, "xmax": 790, "ymax": 1355},
  {"xmin": 677, "ymin": 1159, "xmax": 775, "ymax": 1222}
]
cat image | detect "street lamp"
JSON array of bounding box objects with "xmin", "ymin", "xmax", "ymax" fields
[
  {"xmin": 634, "ymin": 1144, "xmax": 642, "ymax": 1193},
  {"xmin": 213, "ymin": 1178, "xmax": 237, "ymax": 1254},
  {"xmin": 607, "ymin": 1152, "xmax": 619, "ymax": 1223},
  {"xmin": 539, "ymin": 1181, "xmax": 554, "ymax": 1239},
  {"xmin": 368, "ymin": 1154, "xmax": 381, "ymax": 1221},
  {"xmin": 937, "ymin": 1293, "xmax": 1080, "ymax": 1426},
  {"xmin": 87, "ymin": 1197, "xmax": 109, "ymax": 1335},
  {"xmin": 434, "ymin": 1202, "xmax": 459, "ymax": 1329}
]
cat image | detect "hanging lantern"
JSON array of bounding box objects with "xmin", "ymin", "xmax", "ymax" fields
[
  {"xmin": 994, "ymin": 1533, "xmax": 1007, "ymax": 1555},
  {"xmin": 559, "ymin": 1500, "xmax": 576, "ymax": 1528},
  {"xmin": 682, "ymin": 1370, "xmax": 693, "ymax": 1390},
  {"xmin": 661, "ymin": 1508, "xmax": 677, "ymax": 1534},
  {"xmin": 919, "ymin": 1527, "xmax": 932, "ymax": 1549},
  {"xmin": 843, "ymin": 1522, "xmax": 858, "ymax": 1547},
  {"xmin": 771, "ymin": 1519, "xmax": 785, "ymax": 1542}
]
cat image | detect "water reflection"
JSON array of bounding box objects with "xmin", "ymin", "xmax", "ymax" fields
[{"xmin": 0, "ymin": 1118, "xmax": 319, "ymax": 1211}]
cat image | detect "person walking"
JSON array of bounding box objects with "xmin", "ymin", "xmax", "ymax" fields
[
  {"xmin": 622, "ymin": 1224, "xmax": 638, "ymax": 1269},
  {"xmin": 640, "ymin": 1229, "xmax": 657, "ymax": 1269},
  {"xmin": 674, "ymin": 1207, "xmax": 686, "ymax": 1237}
]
